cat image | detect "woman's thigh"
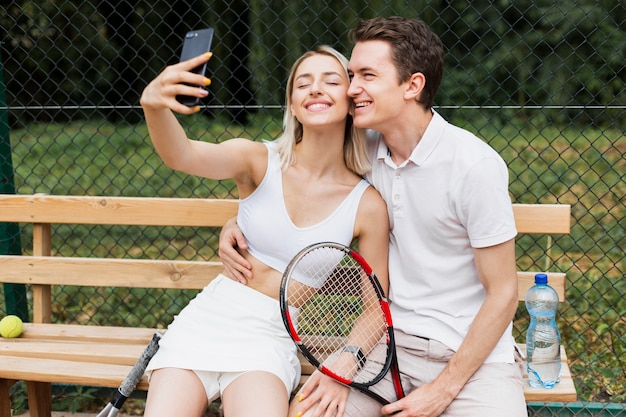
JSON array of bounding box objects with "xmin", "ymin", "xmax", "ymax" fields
[
  {"xmin": 144, "ymin": 368, "xmax": 208, "ymax": 417},
  {"xmin": 222, "ymin": 371, "xmax": 289, "ymax": 417}
]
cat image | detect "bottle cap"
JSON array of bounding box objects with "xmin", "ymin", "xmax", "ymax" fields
[{"xmin": 534, "ymin": 273, "xmax": 548, "ymax": 284}]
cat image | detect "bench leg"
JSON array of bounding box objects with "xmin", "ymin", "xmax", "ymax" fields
[
  {"xmin": 26, "ymin": 381, "xmax": 52, "ymax": 417},
  {"xmin": 0, "ymin": 379, "xmax": 15, "ymax": 417}
]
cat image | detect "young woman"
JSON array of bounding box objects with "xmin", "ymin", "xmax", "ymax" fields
[{"xmin": 139, "ymin": 45, "xmax": 390, "ymax": 417}]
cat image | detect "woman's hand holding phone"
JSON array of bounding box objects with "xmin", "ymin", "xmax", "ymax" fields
[
  {"xmin": 141, "ymin": 28, "xmax": 214, "ymax": 113},
  {"xmin": 140, "ymin": 53, "xmax": 212, "ymax": 114}
]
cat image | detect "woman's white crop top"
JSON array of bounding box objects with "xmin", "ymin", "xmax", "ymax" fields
[{"xmin": 237, "ymin": 142, "xmax": 369, "ymax": 274}]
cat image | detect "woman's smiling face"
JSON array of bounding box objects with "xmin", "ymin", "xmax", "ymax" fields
[{"xmin": 289, "ymin": 53, "xmax": 351, "ymax": 129}]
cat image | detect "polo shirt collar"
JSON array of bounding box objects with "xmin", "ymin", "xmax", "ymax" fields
[{"xmin": 375, "ymin": 110, "xmax": 446, "ymax": 167}]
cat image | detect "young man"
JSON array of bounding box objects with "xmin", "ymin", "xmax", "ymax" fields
[{"xmin": 220, "ymin": 17, "xmax": 527, "ymax": 417}]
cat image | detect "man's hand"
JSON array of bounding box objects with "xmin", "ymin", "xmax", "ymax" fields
[
  {"xmin": 218, "ymin": 216, "xmax": 253, "ymax": 284},
  {"xmin": 380, "ymin": 381, "xmax": 454, "ymax": 417}
]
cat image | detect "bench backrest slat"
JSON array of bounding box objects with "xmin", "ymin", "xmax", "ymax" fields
[
  {"xmin": 512, "ymin": 204, "xmax": 570, "ymax": 234},
  {"xmin": 0, "ymin": 256, "xmax": 566, "ymax": 302},
  {"xmin": 512, "ymin": 203, "xmax": 570, "ymax": 302},
  {"xmin": 0, "ymin": 255, "xmax": 219, "ymax": 290},
  {"xmin": 0, "ymin": 195, "xmax": 239, "ymax": 226},
  {"xmin": 0, "ymin": 196, "xmax": 570, "ymax": 232},
  {"xmin": 517, "ymin": 272, "xmax": 566, "ymax": 302}
]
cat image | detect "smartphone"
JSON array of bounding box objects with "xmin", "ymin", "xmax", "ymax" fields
[{"xmin": 176, "ymin": 28, "xmax": 215, "ymax": 107}]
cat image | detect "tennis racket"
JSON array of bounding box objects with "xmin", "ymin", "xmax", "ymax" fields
[
  {"xmin": 96, "ymin": 332, "xmax": 162, "ymax": 417},
  {"xmin": 279, "ymin": 242, "xmax": 404, "ymax": 404}
]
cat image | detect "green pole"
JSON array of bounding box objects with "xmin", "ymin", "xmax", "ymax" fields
[{"xmin": 0, "ymin": 44, "xmax": 29, "ymax": 321}]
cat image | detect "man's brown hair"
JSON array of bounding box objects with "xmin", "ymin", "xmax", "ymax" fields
[{"xmin": 351, "ymin": 16, "xmax": 444, "ymax": 109}]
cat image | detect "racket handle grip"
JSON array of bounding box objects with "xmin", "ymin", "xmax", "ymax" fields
[{"xmin": 118, "ymin": 332, "xmax": 162, "ymax": 397}]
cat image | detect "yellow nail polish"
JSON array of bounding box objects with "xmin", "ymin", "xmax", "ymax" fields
[
  {"xmin": 203, "ymin": 78, "xmax": 211, "ymax": 86},
  {"xmin": 193, "ymin": 106, "xmax": 201, "ymax": 112},
  {"xmin": 297, "ymin": 393, "xmax": 303, "ymax": 402},
  {"xmin": 204, "ymin": 52, "xmax": 213, "ymax": 59},
  {"xmin": 295, "ymin": 413, "xmax": 302, "ymax": 417}
]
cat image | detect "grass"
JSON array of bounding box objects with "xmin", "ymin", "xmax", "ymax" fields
[{"xmin": 2, "ymin": 112, "xmax": 624, "ymax": 412}]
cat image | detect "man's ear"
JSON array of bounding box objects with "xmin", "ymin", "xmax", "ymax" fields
[{"xmin": 405, "ymin": 72, "xmax": 426, "ymax": 101}]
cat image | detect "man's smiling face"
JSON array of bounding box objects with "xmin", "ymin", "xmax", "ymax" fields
[{"xmin": 348, "ymin": 40, "xmax": 408, "ymax": 133}]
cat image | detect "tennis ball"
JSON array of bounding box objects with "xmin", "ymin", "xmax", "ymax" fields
[{"xmin": 0, "ymin": 315, "xmax": 23, "ymax": 338}]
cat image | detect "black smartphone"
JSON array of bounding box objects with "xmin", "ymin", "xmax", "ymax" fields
[{"xmin": 176, "ymin": 28, "xmax": 214, "ymax": 107}]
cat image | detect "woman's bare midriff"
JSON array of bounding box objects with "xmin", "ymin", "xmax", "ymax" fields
[{"xmin": 223, "ymin": 251, "xmax": 283, "ymax": 300}]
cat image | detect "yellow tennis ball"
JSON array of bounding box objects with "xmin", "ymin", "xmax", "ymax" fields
[{"xmin": 0, "ymin": 315, "xmax": 23, "ymax": 338}]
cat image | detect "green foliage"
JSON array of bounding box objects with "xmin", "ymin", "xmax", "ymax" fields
[
  {"xmin": 9, "ymin": 381, "xmax": 28, "ymax": 415},
  {"xmin": 299, "ymin": 295, "xmax": 362, "ymax": 336},
  {"xmin": 51, "ymin": 385, "xmax": 100, "ymax": 414},
  {"xmin": 437, "ymin": 1, "xmax": 624, "ymax": 128},
  {"xmin": 1, "ymin": 1, "xmax": 118, "ymax": 118},
  {"xmin": 2, "ymin": 1, "xmax": 623, "ymax": 128},
  {"xmin": 11, "ymin": 117, "xmax": 237, "ymax": 198}
]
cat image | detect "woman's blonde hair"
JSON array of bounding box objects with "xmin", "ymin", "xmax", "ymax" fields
[{"xmin": 273, "ymin": 45, "xmax": 371, "ymax": 175}]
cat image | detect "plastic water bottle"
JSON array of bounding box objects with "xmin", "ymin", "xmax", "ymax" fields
[{"xmin": 525, "ymin": 273, "xmax": 561, "ymax": 388}]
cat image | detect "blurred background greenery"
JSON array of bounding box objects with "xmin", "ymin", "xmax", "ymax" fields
[{"xmin": 1, "ymin": 0, "xmax": 623, "ymax": 414}]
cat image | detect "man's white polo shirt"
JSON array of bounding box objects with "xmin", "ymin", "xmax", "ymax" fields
[{"xmin": 365, "ymin": 111, "xmax": 518, "ymax": 363}]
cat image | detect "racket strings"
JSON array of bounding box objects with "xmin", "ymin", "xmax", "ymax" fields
[{"xmin": 286, "ymin": 245, "xmax": 388, "ymax": 383}]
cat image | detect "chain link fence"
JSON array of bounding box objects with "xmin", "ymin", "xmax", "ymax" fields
[{"xmin": 1, "ymin": 1, "xmax": 624, "ymax": 415}]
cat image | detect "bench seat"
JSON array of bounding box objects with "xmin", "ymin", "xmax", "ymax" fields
[{"xmin": 0, "ymin": 324, "xmax": 576, "ymax": 403}]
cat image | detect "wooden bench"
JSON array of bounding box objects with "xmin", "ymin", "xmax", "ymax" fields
[{"xmin": 0, "ymin": 195, "xmax": 576, "ymax": 417}]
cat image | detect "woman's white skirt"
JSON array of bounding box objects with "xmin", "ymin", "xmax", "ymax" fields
[{"xmin": 146, "ymin": 274, "xmax": 300, "ymax": 393}]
